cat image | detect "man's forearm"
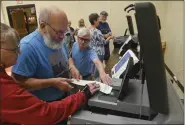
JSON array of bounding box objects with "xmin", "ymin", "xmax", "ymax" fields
[
  {"xmin": 68, "ymin": 57, "xmax": 76, "ymax": 69},
  {"xmin": 68, "ymin": 57, "xmax": 82, "ymax": 79},
  {"xmin": 12, "ymin": 73, "xmax": 53, "ymax": 90},
  {"xmin": 94, "ymin": 60, "xmax": 106, "ymax": 76},
  {"xmin": 20, "ymin": 78, "xmax": 53, "ymax": 90}
]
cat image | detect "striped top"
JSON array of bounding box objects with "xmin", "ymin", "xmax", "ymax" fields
[{"xmin": 89, "ymin": 28, "xmax": 109, "ymax": 55}]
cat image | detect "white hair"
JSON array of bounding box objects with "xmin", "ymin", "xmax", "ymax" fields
[
  {"xmin": 77, "ymin": 28, "xmax": 91, "ymax": 37},
  {"xmin": 1, "ymin": 23, "xmax": 20, "ymax": 46},
  {"xmin": 39, "ymin": 6, "xmax": 61, "ymax": 23}
]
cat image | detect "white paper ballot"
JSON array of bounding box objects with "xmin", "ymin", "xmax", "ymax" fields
[{"xmin": 71, "ymin": 79, "xmax": 112, "ymax": 94}]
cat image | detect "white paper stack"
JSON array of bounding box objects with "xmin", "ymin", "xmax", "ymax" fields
[{"xmin": 71, "ymin": 79, "xmax": 112, "ymax": 94}]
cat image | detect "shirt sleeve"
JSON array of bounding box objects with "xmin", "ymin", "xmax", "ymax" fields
[
  {"xmin": 89, "ymin": 49, "xmax": 98, "ymax": 61},
  {"xmin": 12, "ymin": 43, "xmax": 37, "ymax": 77},
  {"xmin": 2, "ymin": 87, "xmax": 87, "ymax": 125},
  {"xmin": 71, "ymin": 42, "xmax": 77, "ymax": 57},
  {"xmin": 106, "ymin": 23, "xmax": 111, "ymax": 33},
  {"xmin": 97, "ymin": 30, "xmax": 109, "ymax": 45},
  {"xmin": 62, "ymin": 43, "xmax": 70, "ymax": 59}
]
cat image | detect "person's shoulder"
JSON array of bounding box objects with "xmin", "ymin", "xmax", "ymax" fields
[
  {"xmin": 106, "ymin": 22, "xmax": 110, "ymax": 27},
  {"xmin": 73, "ymin": 41, "xmax": 78, "ymax": 47},
  {"xmin": 71, "ymin": 42, "xmax": 78, "ymax": 51},
  {"xmin": 91, "ymin": 28, "xmax": 98, "ymax": 32},
  {"xmin": 20, "ymin": 29, "xmax": 40, "ymax": 45},
  {"xmin": 95, "ymin": 28, "xmax": 102, "ymax": 34},
  {"xmin": 87, "ymin": 46, "xmax": 95, "ymax": 52},
  {"xmin": 89, "ymin": 46, "xmax": 95, "ymax": 50},
  {"xmin": 71, "ymin": 42, "xmax": 80, "ymax": 57},
  {"xmin": 62, "ymin": 42, "xmax": 68, "ymax": 50},
  {"xmin": 88, "ymin": 47, "xmax": 98, "ymax": 58},
  {"xmin": 19, "ymin": 31, "xmax": 41, "ymax": 53}
]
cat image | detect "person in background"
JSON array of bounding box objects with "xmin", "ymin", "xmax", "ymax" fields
[
  {"xmin": 68, "ymin": 20, "xmax": 75, "ymax": 38},
  {"xmin": 71, "ymin": 28, "xmax": 112, "ymax": 85},
  {"xmin": 74, "ymin": 19, "xmax": 86, "ymax": 36},
  {"xmin": 97, "ymin": 11, "xmax": 114, "ymax": 65},
  {"xmin": 88, "ymin": 13, "xmax": 114, "ymax": 80},
  {"xmin": 64, "ymin": 27, "xmax": 75, "ymax": 52},
  {"xmin": 11, "ymin": 6, "xmax": 82, "ymax": 125},
  {"xmin": 67, "ymin": 21, "xmax": 76, "ymax": 49},
  {"xmin": 68, "ymin": 20, "xmax": 74, "ymax": 32},
  {"xmin": 0, "ymin": 23, "xmax": 100, "ymax": 125},
  {"xmin": 78, "ymin": 18, "xmax": 86, "ymax": 29}
]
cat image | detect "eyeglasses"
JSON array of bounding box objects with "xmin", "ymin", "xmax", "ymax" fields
[
  {"xmin": 1, "ymin": 46, "xmax": 20, "ymax": 54},
  {"xmin": 78, "ymin": 37, "xmax": 90, "ymax": 44},
  {"xmin": 41, "ymin": 20, "xmax": 68, "ymax": 37}
]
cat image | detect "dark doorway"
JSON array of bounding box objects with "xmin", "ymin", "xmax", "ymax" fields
[{"xmin": 6, "ymin": 4, "xmax": 38, "ymax": 38}]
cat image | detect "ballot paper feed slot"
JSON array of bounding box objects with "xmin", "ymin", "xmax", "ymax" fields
[{"xmin": 71, "ymin": 79, "xmax": 113, "ymax": 94}]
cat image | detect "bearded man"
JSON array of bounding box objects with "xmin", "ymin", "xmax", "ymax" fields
[{"xmin": 12, "ymin": 6, "xmax": 82, "ymax": 124}]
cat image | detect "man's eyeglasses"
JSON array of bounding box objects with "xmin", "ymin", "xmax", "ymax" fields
[
  {"xmin": 78, "ymin": 37, "xmax": 90, "ymax": 44},
  {"xmin": 41, "ymin": 20, "xmax": 67, "ymax": 37},
  {"xmin": 1, "ymin": 46, "xmax": 20, "ymax": 54}
]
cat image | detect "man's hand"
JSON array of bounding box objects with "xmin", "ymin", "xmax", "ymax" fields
[
  {"xmin": 100, "ymin": 74, "xmax": 112, "ymax": 85},
  {"xmin": 88, "ymin": 82, "xmax": 100, "ymax": 95},
  {"xmin": 70, "ymin": 67, "xmax": 82, "ymax": 80},
  {"xmin": 82, "ymin": 82, "xmax": 100, "ymax": 99},
  {"xmin": 52, "ymin": 78, "xmax": 74, "ymax": 91}
]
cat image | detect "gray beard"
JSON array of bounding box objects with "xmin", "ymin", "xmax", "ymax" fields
[{"xmin": 43, "ymin": 33, "xmax": 63, "ymax": 49}]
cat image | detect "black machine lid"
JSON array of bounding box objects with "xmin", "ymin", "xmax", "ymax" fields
[{"xmin": 134, "ymin": 2, "xmax": 169, "ymax": 114}]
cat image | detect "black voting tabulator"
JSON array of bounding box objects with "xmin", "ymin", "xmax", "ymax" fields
[{"xmin": 98, "ymin": 57, "xmax": 134, "ymax": 103}]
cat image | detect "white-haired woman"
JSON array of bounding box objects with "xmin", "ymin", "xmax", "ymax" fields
[{"xmin": 0, "ymin": 23, "xmax": 99, "ymax": 125}]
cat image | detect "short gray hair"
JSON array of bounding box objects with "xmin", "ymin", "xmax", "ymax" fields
[
  {"xmin": 77, "ymin": 28, "xmax": 90, "ymax": 37},
  {"xmin": 100, "ymin": 11, "xmax": 108, "ymax": 16},
  {"xmin": 39, "ymin": 6, "xmax": 61, "ymax": 23},
  {"xmin": 0, "ymin": 23, "xmax": 20, "ymax": 46}
]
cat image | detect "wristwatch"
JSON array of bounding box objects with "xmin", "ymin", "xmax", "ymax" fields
[{"xmin": 81, "ymin": 84, "xmax": 92, "ymax": 99}]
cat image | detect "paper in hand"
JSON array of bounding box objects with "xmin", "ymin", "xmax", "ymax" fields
[{"xmin": 71, "ymin": 79, "xmax": 112, "ymax": 94}]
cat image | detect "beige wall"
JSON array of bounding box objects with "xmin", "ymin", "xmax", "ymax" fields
[
  {"xmin": 162, "ymin": 1, "xmax": 184, "ymax": 85},
  {"xmin": 1, "ymin": 1, "xmax": 166, "ymax": 55},
  {"xmin": 1, "ymin": 1, "xmax": 166, "ymax": 35},
  {"xmin": 1, "ymin": 5, "xmax": 4, "ymax": 23},
  {"xmin": 1, "ymin": 1, "xmax": 184, "ymax": 87}
]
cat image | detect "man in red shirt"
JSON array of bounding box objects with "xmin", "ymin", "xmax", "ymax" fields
[{"xmin": 0, "ymin": 23, "xmax": 100, "ymax": 124}]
